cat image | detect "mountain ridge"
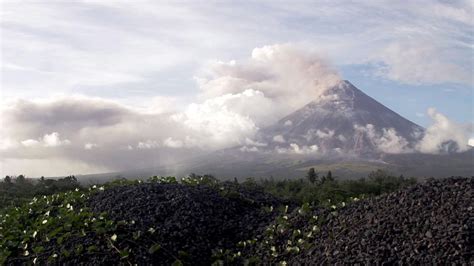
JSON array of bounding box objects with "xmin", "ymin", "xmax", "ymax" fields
[{"xmin": 240, "ymin": 80, "xmax": 424, "ymax": 156}]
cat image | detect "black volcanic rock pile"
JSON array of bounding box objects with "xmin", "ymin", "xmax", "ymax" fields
[
  {"xmin": 292, "ymin": 177, "xmax": 473, "ymax": 264},
  {"xmin": 6, "ymin": 178, "xmax": 470, "ymax": 265},
  {"xmin": 84, "ymin": 182, "xmax": 285, "ymax": 265}
]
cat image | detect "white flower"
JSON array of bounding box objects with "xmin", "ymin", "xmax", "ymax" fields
[
  {"xmin": 45, "ymin": 211, "xmax": 50, "ymax": 216},
  {"xmin": 32, "ymin": 231, "xmax": 37, "ymax": 238},
  {"xmin": 42, "ymin": 219, "xmax": 48, "ymax": 224},
  {"xmin": 110, "ymin": 234, "xmax": 117, "ymax": 241},
  {"xmin": 33, "ymin": 257, "xmax": 37, "ymax": 264}
]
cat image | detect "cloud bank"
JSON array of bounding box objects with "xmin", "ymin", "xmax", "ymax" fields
[{"xmin": 0, "ymin": 44, "xmax": 342, "ymax": 176}]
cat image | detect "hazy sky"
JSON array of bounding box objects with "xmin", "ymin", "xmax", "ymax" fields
[{"xmin": 1, "ymin": 0, "xmax": 473, "ymax": 176}]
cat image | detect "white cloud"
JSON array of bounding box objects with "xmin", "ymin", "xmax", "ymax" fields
[
  {"xmin": 376, "ymin": 128, "xmax": 411, "ymax": 154},
  {"xmin": 244, "ymin": 138, "xmax": 267, "ymax": 147},
  {"xmin": 172, "ymin": 90, "xmax": 263, "ymax": 149},
  {"xmin": 354, "ymin": 124, "xmax": 411, "ymax": 153},
  {"xmin": 416, "ymin": 108, "xmax": 471, "ymax": 153},
  {"xmin": 337, "ymin": 134, "xmax": 347, "ymax": 142},
  {"xmin": 163, "ymin": 137, "xmax": 184, "ymax": 148},
  {"xmin": 316, "ymin": 129, "xmax": 335, "ymax": 139},
  {"xmin": 468, "ymin": 138, "xmax": 474, "ymax": 147},
  {"xmin": 303, "ymin": 129, "xmax": 335, "ymax": 142},
  {"xmin": 273, "ymin": 135, "xmax": 286, "ymax": 143},
  {"xmin": 373, "ymin": 41, "xmax": 472, "ymax": 85},
  {"xmin": 21, "ymin": 132, "xmax": 70, "ymax": 148},
  {"xmin": 276, "ymin": 143, "xmax": 319, "ymax": 155},
  {"xmin": 43, "ymin": 132, "xmax": 71, "ymax": 147},
  {"xmin": 84, "ymin": 143, "xmax": 98, "ymax": 150},
  {"xmin": 137, "ymin": 140, "xmax": 160, "ymax": 150},
  {"xmin": 240, "ymin": 146, "xmax": 259, "ymax": 152},
  {"xmin": 21, "ymin": 139, "xmax": 40, "ymax": 147}
]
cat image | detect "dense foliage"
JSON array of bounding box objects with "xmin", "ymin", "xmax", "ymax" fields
[
  {"xmin": 0, "ymin": 175, "xmax": 80, "ymax": 209},
  {"xmin": 259, "ymin": 169, "xmax": 416, "ymax": 205}
]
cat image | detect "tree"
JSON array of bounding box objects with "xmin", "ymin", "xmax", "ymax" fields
[
  {"xmin": 326, "ymin": 171, "xmax": 333, "ymax": 182},
  {"xmin": 307, "ymin": 168, "xmax": 318, "ymax": 184},
  {"xmin": 16, "ymin": 174, "xmax": 26, "ymax": 184},
  {"xmin": 4, "ymin": 176, "xmax": 12, "ymax": 184}
]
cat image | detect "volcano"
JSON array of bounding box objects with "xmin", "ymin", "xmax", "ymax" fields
[{"xmin": 249, "ymin": 80, "xmax": 424, "ymax": 156}]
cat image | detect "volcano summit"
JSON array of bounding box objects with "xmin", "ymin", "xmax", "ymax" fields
[{"xmin": 255, "ymin": 80, "xmax": 424, "ymax": 156}]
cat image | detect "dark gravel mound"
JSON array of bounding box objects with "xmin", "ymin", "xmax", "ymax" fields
[
  {"xmin": 83, "ymin": 182, "xmax": 285, "ymax": 265},
  {"xmin": 293, "ymin": 177, "xmax": 473, "ymax": 264}
]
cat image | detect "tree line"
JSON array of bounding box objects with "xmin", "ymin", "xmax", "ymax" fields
[
  {"xmin": 0, "ymin": 175, "xmax": 81, "ymax": 209},
  {"xmin": 257, "ymin": 168, "xmax": 416, "ymax": 205},
  {"xmin": 1, "ymin": 169, "xmax": 416, "ymax": 209}
]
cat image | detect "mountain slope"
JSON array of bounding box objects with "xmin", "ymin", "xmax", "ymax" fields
[{"xmin": 255, "ymin": 80, "xmax": 424, "ymax": 155}]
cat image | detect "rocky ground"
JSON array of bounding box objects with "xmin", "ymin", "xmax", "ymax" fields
[
  {"xmin": 292, "ymin": 177, "xmax": 473, "ymax": 264},
  {"xmin": 5, "ymin": 177, "xmax": 471, "ymax": 265},
  {"xmin": 84, "ymin": 182, "xmax": 287, "ymax": 265}
]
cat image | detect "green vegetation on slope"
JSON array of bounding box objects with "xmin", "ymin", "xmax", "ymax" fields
[{"xmin": 258, "ymin": 169, "xmax": 416, "ymax": 205}]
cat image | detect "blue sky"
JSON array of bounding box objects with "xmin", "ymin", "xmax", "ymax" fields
[{"xmin": 0, "ymin": 0, "xmax": 473, "ymax": 176}]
